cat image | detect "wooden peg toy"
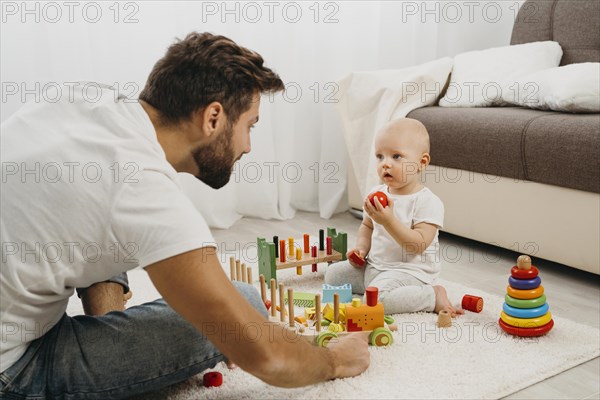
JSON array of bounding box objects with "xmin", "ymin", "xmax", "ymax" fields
[
  {"xmin": 270, "ymin": 278, "xmax": 277, "ymax": 317},
  {"xmin": 279, "ymin": 283, "xmax": 286, "ymax": 323},
  {"xmin": 241, "ymin": 263, "xmax": 247, "ymax": 283},
  {"xmin": 259, "ymin": 274, "xmax": 267, "ymax": 302},
  {"xmin": 247, "ymin": 267, "xmax": 253, "ymax": 285},
  {"xmin": 319, "ymin": 229, "xmax": 324, "ymax": 251},
  {"xmin": 235, "ymin": 259, "xmax": 241, "ymax": 282},
  {"xmin": 288, "ymin": 288, "xmax": 295, "ymax": 328},
  {"xmin": 279, "ymin": 240, "xmax": 286, "ymax": 263},
  {"xmin": 315, "ymin": 294, "xmax": 321, "ymax": 332},
  {"xmin": 229, "ymin": 257, "xmax": 236, "ymax": 281}
]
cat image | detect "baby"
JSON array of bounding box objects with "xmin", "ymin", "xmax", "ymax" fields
[{"xmin": 326, "ymin": 118, "xmax": 463, "ymax": 317}]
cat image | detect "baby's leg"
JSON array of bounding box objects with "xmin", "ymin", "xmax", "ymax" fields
[
  {"xmin": 367, "ymin": 270, "xmax": 436, "ymax": 314},
  {"xmin": 324, "ymin": 260, "xmax": 366, "ymax": 294}
]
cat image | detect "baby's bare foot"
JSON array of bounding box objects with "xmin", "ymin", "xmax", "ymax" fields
[{"xmin": 433, "ymin": 285, "xmax": 464, "ymax": 317}]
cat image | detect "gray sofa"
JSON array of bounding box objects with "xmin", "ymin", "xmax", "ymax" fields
[{"xmin": 404, "ymin": 0, "xmax": 599, "ymax": 274}]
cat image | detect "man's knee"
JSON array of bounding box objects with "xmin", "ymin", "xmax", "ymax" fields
[{"xmin": 231, "ymin": 281, "xmax": 268, "ymax": 317}]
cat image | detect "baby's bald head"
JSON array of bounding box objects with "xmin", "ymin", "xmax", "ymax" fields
[{"xmin": 378, "ymin": 118, "xmax": 430, "ymax": 154}]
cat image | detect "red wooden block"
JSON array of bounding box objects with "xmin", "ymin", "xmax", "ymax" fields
[
  {"xmin": 462, "ymin": 295, "xmax": 483, "ymax": 313},
  {"xmin": 366, "ymin": 286, "xmax": 379, "ymax": 307},
  {"xmin": 349, "ymin": 251, "xmax": 366, "ymax": 267},
  {"xmin": 264, "ymin": 299, "xmax": 271, "ymax": 310},
  {"xmin": 203, "ymin": 371, "xmax": 223, "ymax": 387}
]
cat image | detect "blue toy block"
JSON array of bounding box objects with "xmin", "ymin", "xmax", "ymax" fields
[{"xmin": 323, "ymin": 283, "xmax": 353, "ymax": 303}]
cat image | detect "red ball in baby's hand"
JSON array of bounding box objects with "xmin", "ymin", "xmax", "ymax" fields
[{"xmin": 368, "ymin": 191, "xmax": 388, "ymax": 208}]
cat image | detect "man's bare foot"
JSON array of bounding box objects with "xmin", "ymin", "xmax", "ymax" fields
[{"xmin": 433, "ymin": 285, "xmax": 464, "ymax": 317}]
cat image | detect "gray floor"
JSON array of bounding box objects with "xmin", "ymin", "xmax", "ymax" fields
[{"xmin": 212, "ymin": 210, "xmax": 600, "ymax": 400}]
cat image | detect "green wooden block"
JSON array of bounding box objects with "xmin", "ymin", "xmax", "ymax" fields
[
  {"xmin": 327, "ymin": 227, "xmax": 348, "ymax": 261},
  {"xmin": 284, "ymin": 291, "xmax": 316, "ymax": 307},
  {"xmin": 257, "ymin": 237, "xmax": 276, "ymax": 286}
]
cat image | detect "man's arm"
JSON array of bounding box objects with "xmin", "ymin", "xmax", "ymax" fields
[
  {"xmin": 80, "ymin": 282, "xmax": 131, "ymax": 316},
  {"xmin": 145, "ymin": 246, "xmax": 370, "ymax": 388}
]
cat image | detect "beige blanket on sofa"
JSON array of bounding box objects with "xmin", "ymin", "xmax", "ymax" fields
[{"xmin": 336, "ymin": 57, "xmax": 453, "ymax": 197}]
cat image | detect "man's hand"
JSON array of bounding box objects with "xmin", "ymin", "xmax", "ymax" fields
[
  {"xmin": 81, "ymin": 282, "xmax": 131, "ymax": 316},
  {"xmin": 327, "ymin": 332, "xmax": 370, "ymax": 379}
]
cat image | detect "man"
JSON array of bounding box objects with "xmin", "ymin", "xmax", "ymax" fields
[{"xmin": 0, "ymin": 32, "xmax": 369, "ymax": 399}]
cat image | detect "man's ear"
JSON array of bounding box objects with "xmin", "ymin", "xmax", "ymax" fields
[{"xmin": 195, "ymin": 102, "xmax": 225, "ymax": 139}]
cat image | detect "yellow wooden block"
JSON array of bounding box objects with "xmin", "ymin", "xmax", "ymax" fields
[{"xmin": 324, "ymin": 303, "xmax": 346, "ymax": 323}]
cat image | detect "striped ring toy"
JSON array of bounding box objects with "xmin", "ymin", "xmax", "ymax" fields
[
  {"xmin": 508, "ymin": 276, "xmax": 541, "ymax": 290},
  {"xmin": 511, "ymin": 265, "xmax": 539, "ymax": 279},
  {"xmin": 503, "ymin": 302, "xmax": 549, "ymax": 318},
  {"xmin": 505, "ymin": 293, "xmax": 547, "ymax": 308},
  {"xmin": 500, "ymin": 311, "xmax": 552, "ymax": 328},
  {"xmin": 506, "ymin": 285, "xmax": 544, "ymax": 299}
]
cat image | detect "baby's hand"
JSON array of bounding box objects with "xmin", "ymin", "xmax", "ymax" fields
[
  {"xmin": 347, "ymin": 248, "xmax": 367, "ymax": 268},
  {"xmin": 363, "ymin": 196, "xmax": 395, "ymax": 226}
]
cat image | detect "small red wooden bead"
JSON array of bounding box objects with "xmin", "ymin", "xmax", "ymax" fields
[{"xmin": 203, "ymin": 371, "xmax": 223, "ymax": 387}]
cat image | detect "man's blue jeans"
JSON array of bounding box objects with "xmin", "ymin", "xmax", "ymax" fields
[{"xmin": 0, "ymin": 281, "xmax": 267, "ymax": 399}]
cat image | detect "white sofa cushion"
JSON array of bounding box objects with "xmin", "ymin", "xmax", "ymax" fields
[
  {"xmin": 439, "ymin": 41, "xmax": 563, "ymax": 107},
  {"xmin": 501, "ymin": 63, "xmax": 600, "ymax": 113}
]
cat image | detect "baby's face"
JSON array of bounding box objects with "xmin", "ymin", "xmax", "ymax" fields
[{"xmin": 374, "ymin": 128, "xmax": 428, "ymax": 195}]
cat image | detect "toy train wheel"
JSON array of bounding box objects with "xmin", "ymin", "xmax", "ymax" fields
[
  {"xmin": 315, "ymin": 331, "xmax": 338, "ymax": 347},
  {"xmin": 370, "ymin": 327, "xmax": 393, "ymax": 346}
]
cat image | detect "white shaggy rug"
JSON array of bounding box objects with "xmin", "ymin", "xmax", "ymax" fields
[{"xmin": 84, "ymin": 267, "xmax": 600, "ymax": 400}]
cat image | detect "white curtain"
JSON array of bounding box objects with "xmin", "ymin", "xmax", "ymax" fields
[{"xmin": 1, "ymin": 1, "xmax": 522, "ymax": 228}]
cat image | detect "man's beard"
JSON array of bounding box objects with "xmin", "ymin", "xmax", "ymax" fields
[{"xmin": 193, "ymin": 122, "xmax": 236, "ymax": 189}]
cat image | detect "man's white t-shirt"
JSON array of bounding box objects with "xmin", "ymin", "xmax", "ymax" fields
[
  {"xmin": 0, "ymin": 84, "xmax": 215, "ymax": 373},
  {"xmin": 367, "ymin": 185, "xmax": 444, "ymax": 284}
]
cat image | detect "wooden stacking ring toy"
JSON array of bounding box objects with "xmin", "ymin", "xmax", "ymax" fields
[
  {"xmin": 499, "ymin": 318, "xmax": 554, "ymax": 337},
  {"xmin": 511, "ymin": 265, "xmax": 539, "ymax": 279},
  {"xmin": 505, "ymin": 294, "xmax": 546, "ymax": 308},
  {"xmin": 462, "ymin": 295, "xmax": 483, "ymax": 313},
  {"xmin": 508, "ymin": 276, "xmax": 541, "ymax": 290},
  {"xmin": 503, "ymin": 302, "xmax": 549, "ymax": 318},
  {"xmin": 500, "ymin": 311, "xmax": 552, "ymax": 328},
  {"xmin": 506, "ymin": 285, "xmax": 544, "ymax": 299}
]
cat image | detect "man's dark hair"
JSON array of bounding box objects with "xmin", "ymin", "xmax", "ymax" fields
[{"xmin": 139, "ymin": 32, "xmax": 284, "ymax": 125}]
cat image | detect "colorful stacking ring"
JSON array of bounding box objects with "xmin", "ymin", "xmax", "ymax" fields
[
  {"xmin": 500, "ymin": 311, "xmax": 552, "ymax": 328},
  {"xmin": 508, "ymin": 276, "xmax": 541, "ymax": 290},
  {"xmin": 503, "ymin": 302, "xmax": 549, "ymax": 318},
  {"xmin": 511, "ymin": 265, "xmax": 539, "ymax": 279},
  {"xmin": 499, "ymin": 318, "xmax": 554, "ymax": 337},
  {"xmin": 505, "ymin": 293, "xmax": 546, "ymax": 308},
  {"xmin": 506, "ymin": 285, "xmax": 544, "ymax": 299}
]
